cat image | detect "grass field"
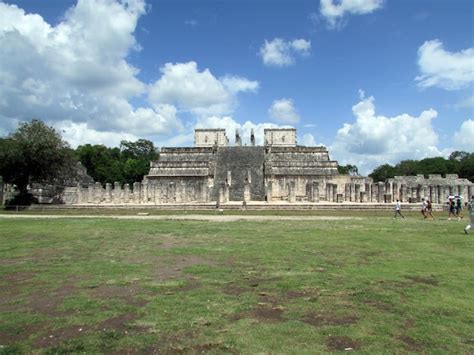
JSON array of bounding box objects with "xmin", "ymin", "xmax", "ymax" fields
[{"xmin": 0, "ymin": 212, "xmax": 473, "ymax": 353}]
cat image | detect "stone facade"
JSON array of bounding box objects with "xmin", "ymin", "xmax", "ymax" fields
[
  {"xmin": 60, "ymin": 128, "xmax": 473, "ymax": 206},
  {"xmin": 3, "ymin": 129, "xmax": 470, "ymax": 208},
  {"xmin": 194, "ymin": 129, "xmax": 229, "ymax": 147}
]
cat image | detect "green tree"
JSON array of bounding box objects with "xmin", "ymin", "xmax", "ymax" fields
[
  {"xmin": 369, "ymin": 163, "xmax": 397, "ymax": 182},
  {"xmin": 75, "ymin": 144, "xmax": 123, "ymax": 184},
  {"xmin": 0, "ymin": 119, "xmax": 75, "ymax": 203},
  {"xmin": 120, "ymin": 139, "xmax": 158, "ymax": 184},
  {"xmin": 396, "ymin": 160, "xmax": 419, "ymax": 176},
  {"xmin": 458, "ymin": 153, "xmax": 474, "ymax": 182},
  {"xmin": 338, "ymin": 164, "xmax": 359, "ymax": 176},
  {"xmin": 120, "ymin": 139, "xmax": 158, "ymax": 161},
  {"xmin": 75, "ymin": 139, "xmax": 158, "ymax": 185}
]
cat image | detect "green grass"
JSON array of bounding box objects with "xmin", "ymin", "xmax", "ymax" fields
[{"xmin": 0, "ymin": 214, "xmax": 473, "ymax": 353}]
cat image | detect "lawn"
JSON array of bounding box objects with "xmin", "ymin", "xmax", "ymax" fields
[{"xmin": 0, "ymin": 213, "xmax": 473, "ymax": 353}]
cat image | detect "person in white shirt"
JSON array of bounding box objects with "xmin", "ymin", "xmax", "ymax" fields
[
  {"xmin": 421, "ymin": 198, "xmax": 427, "ymax": 218},
  {"xmin": 394, "ymin": 199, "xmax": 405, "ymax": 219},
  {"xmin": 464, "ymin": 196, "xmax": 474, "ymax": 234}
]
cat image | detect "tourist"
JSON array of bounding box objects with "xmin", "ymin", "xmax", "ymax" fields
[
  {"xmin": 394, "ymin": 199, "xmax": 404, "ymax": 218},
  {"xmin": 464, "ymin": 195, "xmax": 474, "ymax": 234},
  {"xmin": 448, "ymin": 198, "xmax": 457, "ymax": 220},
  {"xmin": 425, "ymin": 200, "xmax": 435, "ymax": 220},
  {"xmin": 421, "ymin": 198, "xmax": 427, "ymax": 218},
  {"xmin": 455, "ymin": 197, "xmax": 463, "ymax": 221}
]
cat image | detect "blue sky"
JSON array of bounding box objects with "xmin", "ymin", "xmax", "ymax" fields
[{"xmin": 0, "ymin": 0, "xmax": 473, "ymax": 174}]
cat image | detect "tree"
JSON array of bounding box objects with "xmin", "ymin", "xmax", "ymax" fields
[
  {"xmin": 369, "ymin": 163, "xmax": 397, "ymax": 182},
  {"xmin": 458, "ymin": 153, "xmax": 474, "ymax": 182},
  {"xmin": 338, "ymin": 164, "xmax": 359, "ymax": 176},
  {"xmin": 449, "ymin": 150, "xmax": 469, "ymax": 161},
  {"xmin": 120, "ymin": 139, "xmax": 158, "ymax": 161},
  {"xmin": 0, "ymin": 119, "xmax": 76, "ymax": 203},
  {"xmin": 75, "ymin": 139, "xmax": 159, "ymax": 185}
]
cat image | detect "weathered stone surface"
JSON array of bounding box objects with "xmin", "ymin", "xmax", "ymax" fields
[{"xmin": 58, "ymin": 128, "xmax": 472, "ymax": 206}]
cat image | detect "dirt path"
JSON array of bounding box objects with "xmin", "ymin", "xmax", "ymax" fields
[{"xmin": 0, "ymin": 214, "xmax": 362, "ymax": 222}]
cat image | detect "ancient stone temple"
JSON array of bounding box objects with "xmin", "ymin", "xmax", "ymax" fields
[{"xmin": 60, "ymin": 128, "xmax": 473, "ymax": 206}]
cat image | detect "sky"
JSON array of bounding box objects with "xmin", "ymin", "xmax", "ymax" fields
[{"xmin": 0, "ymin": 0, "xmax": 473, "ymax": 174}]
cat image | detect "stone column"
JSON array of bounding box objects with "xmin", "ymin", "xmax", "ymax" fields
[
  {"xmin": 415, "ymin": 184, "xmax": 421, "ymax": 202},
  {"xmin": 219, "ymin": 182, "xmax": 227, "ymax": 204},
  {"xmin": 332, "ymin": 184, "xmax": 338, "ymax": 203},
  {"xmin": 421, "ymin": 185, "xmax": 428, "ymax": 201},
  {"xmin": 87, "ymin": 184, "xmax": 94, "ymax": 204},
  {"xmin": 94, "ymin": 182, "xmax": 102, "ymax": 204},
  {"xmin": 344, "ymin": 183, "xmax": 350, "ymax": 202},
  {"xmin": 350, "ymin": 183, "xmax": 356, "ymax": 202},
  {"xmin": 75, "ymin": 183, "xmax": 82, "ymax": 204},
  {"xmin": 133, "ymin": 182, "xmax": 141, "ymax": 204},
  {"xmin": 312, "ymin": 181, "xmax": 319, "ymax": 203},
  {"xmin": 168, "ymin": 182, "xmax": 176, "ymax": 203},
  {"xmin": 289, "ymin": 181, "xmax": 296, "ymax": 203},
  {"xmin": 105, "ymin": 183, "xmax": 112, "ymax": 204},
  {"xmin": 244, "ymin": 181, "xmax": 251, "ymax": 202},
  {"xmin": 355, "ymin": 184, "xmax": 361, "ymax": 202},
  {"xmin": 123, "ymin": 184, "xmax": 130, "ymax": 203},
  {"xmin": 392, "ymin": 183, "xmax": 398, "ymax": 201},
  {"xmin": 155, "ymin": 184, "xmax": 162, "ymax": 204},
  {"xmin": 377, "ymin": 182, "xmax": 384, "ymax": 202},
  {"xmin": 266, "ymin": 181, "xmax": 273, "ymax": 202},
  {"xmin": 227, "ymin": 170, "xmax": 232, "ymax": 186},
  {"xmin": 360, "ymin": 191, "xmax": 367, "ymax": 203},
  {"xmin": 113, "ymin": 182, "xmax": 122, "ymax": 204},
  {"xmin": 459, "ymin": 185, "xmax": 465, "ymax": 200},
  {"xmin": 200, "ymin": 181, "xmax": 208, "ymax": 202},
  {"xmin": 439, "ymin": 185, "xmax": 446, "ymax": 203},
  {"xmin": 137, "ymin": 181, "xmax": 148, "ymax": 203}
]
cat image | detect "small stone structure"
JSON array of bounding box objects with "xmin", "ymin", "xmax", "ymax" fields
[{"xmin": 60, "ymin": 128, "xmax": 473, "ymax": 206}]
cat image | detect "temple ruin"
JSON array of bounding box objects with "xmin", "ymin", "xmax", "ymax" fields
[{"xmin": 50, "ymin": 128, "xmax": 473, "ymax": 207}]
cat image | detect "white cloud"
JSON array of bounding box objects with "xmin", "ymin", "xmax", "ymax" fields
[
  {"xmin": 148, "ymin": 62, "xmax": 258, "ymax": 116},
  {"xmin": 301, "ymin": 133, "xmax": 317, "ymax": 146},
  {"xmin": 57, "ymin": 121, "xmax": 139, "ymax": 148},
  {"xmin": 220, "ymin": 75, "xmax": 260, "ymax": 94},
  {"xmin": 330, "ymin": 94, "xmax": 441, "ymax": 175},
  {"xmin": 268, "ymin": 98, "xmax": 300, "ymax": 124},
  {"xmin": 320, "ymin": 0, "xmax": 383, "ymax": 28},
  {"xmin": 453, "ymin": 120, "xmax": 474, "ymax": 152},
  {"xmin": 0, "ymin": 0, "xmax": 188, "ymax": 148},
  {"xmin": 416, "ymin": 39, "xmax": 474, "ymax": 90},
  {"xmin": 259, "ymin": 38, "xmax": 311, "ymax": 67}
]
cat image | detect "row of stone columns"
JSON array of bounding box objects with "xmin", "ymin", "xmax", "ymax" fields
[
  {"xmin": 77, "ymin": 180, "xmax": 211, "ymax": 204},
  {"xmin": 389, "ymin": 184, "xmax": 473, "ymax": 203}
]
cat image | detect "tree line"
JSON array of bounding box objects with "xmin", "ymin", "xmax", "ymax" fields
[{"xmin": 368, "ymin": 153, "xmax": 474, "ymax": 182}]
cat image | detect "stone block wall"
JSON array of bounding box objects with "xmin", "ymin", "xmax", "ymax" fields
[
  {"xmin": 194, "ymin": 129, "xmax": 228, "ymax": 147},
  {"xmin": 214, "ymin": 146, "xmax": 265, "ymax": 201},
  {"xmin": 264, "ymin": 128, "xmax": 296, "ymax": 147}
]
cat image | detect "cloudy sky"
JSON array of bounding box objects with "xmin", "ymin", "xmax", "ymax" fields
[{"xmin": 0, "ymin": 0, "xmax": 473, "ymax": 174}]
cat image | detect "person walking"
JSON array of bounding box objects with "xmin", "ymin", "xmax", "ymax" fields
[
  {"xmin": 421, "ymin": 198, "xmax": 427, "ymax": 218},
  {"xmin": 456, "ymin": 197, "xmax": 464, "ymax": 221},
  {"xmin": 464, "ymin": 195, "xmax": 474, "ymax": 234},
  {"xmin": 448, "ymin": 198, "xmax": 457, "ymax": 220},
  {"xmin": 425, "ymin": 200, "xmax": 435, "ymax": 220},
  {"xmin": 394, "ymin": 199, "xmax": 405, "ymax": 218}
]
